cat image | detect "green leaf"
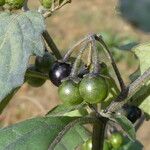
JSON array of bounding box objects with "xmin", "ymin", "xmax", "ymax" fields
[
  {"xmin": 46, "ymin": 102, "xmax": 87, "ymax": 116},
  {"xmin": 119, "ymin": 0, "xmax": 150, "ymax": 32},
  {"xmin": 0, "ymin": 11, "xmax": 45, "ymax": 105},
  {"xmin": 54, "ymin": 125, "xmax": 91, "ymax": 150},
  {"xmin": 119, "ymin": 138, "xmax": 143, "ymax": 150},
  {"xmin": 0, "ymin": 116, "xmax": 90, "ymax": 150},
  {"xmin": 130, "ymin": 43, "xmax": 150, "ymax": 119},
  {"xmin": 113, "ymin": 115, "xmax": 136, "ymax": 140}
]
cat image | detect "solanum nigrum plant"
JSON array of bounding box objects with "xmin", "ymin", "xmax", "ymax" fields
[{"xmin": 0, "ymin": 0, "xmax": 149, "ymax": 150}]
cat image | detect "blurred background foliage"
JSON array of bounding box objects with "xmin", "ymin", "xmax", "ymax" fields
[{"xmin": 0, "ymin": 0, "xmax": 150, "ymax": 149}]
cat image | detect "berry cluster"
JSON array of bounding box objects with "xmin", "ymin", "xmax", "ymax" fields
[{"xmin": 81, "ymin": 132, "xmax": 124, "ymax": 150}]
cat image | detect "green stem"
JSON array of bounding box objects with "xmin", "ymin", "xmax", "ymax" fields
[
  {"xmin": 92, "ymin": 120, "xmax": 107, "ymax": 150},
  {"xmin": 42, "ymin": 30, "xmax": 62, "ymax": 59},
  {"xmin": 70, "ymin": 42, "xmax": 88, "ymax": 77},
  {"xmin": 91, "ymin": 38, "xmax": 100, "ymax": 75},
  {"xmin": 95, "ymin": 35, "xmax": 126, "ymax": 91}
]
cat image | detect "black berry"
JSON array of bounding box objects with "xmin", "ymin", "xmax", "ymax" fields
[{"xmin": 49, "ymin": 61, "xmax": 72, "ymax": 86}]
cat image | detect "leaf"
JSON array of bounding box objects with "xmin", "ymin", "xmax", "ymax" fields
[
  {"xmin": 119, "ymin": 138, "xmax": 143, "ymax": 150},
  {"xmin": 0, "ymin": 11, "xmax": 45, "ymax": 104},
  {"xmin": 119, "ymin": 0, "xmax": 150, "ymax": 32},
  {"xmin": 46, "ymin": 102, "xmax": 87, "ymax": 116},
  {"xmin": 54, "ymin": 125, "xmax": 91, "ymax": 150},
  {"xmin": 0, "ymin": 116, "xmax": 90, "ymax": 150},
  {"xmin": 130, "ymin": 43, "xmax": 150, "ymax": 119},
  {"xmin": 113, "ymin": 114, "xmax": 136, "ymax": 140}
]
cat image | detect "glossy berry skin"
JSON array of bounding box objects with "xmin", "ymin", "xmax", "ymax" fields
[
  {"xmin": 0, "ymin": 0, "xmax": 5, "ymax": 6},
  {"xmin": 6, "ymin": 0, "xmax": 25, "ymax": 9},
  {"xmin": 109, "ymin": 133, "xmax": 123, "ymax": 149},
  {"xmin": 40, "ymin": 0, "xmax": 52, "ymax": 9},
  {"xmin": 124, "ymin": 105, "xmax": 142, "ymax": 123},
  {"xmin": 58, "ymin": 80, "xmax": 83, "ymax": 105},
  {"xmin": 35, "ymin": 52, "xmax": 55, "ymax": 74},
  {"xmin": 79, "ymin": 75, "xmax": 108, "ymax": 104},
  {"xmin": 49, "ymin": 61, "xmax": 72, "ymax": 86}
]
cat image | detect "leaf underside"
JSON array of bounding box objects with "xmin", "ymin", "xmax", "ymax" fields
[{"xmin": 0, "ymin": 11, "xmax": 45, "ymax": 105}]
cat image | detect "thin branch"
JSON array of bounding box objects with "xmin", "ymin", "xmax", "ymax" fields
[
  {"xmin": 42, "ymin": 30, "xmax": 62, "ymax": 59},
  {"xmin": 43, "ymin": 0, "xmax": 71, "ymax": 18},
  {"xmin": 70, "ymin": 42, "xmax": 89, "ymax": 77},
  {"xmin": 63, "ymin": 34, "xmax": 93, "ymax": 62},
  {"xmin": 105, "ymin": 67, "xmax": 150, "ymax": 113},
  {"xmin": 95, "ymin": 35, "xmax": 126, "ymax": 91}
]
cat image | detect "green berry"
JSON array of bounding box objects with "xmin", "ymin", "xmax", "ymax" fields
[
  {"xmin": 109, "ymin": 133, "xmax": 123, "ymax": 149},
  {"xmin": 81, "ymin": 139, "xmax": 92, "ymax": 150},
  {"xmin": 58, "ymin": 79, "xmax": 83, "ymax": 105},
  {"xmin": 79, "ymin": 74, "xmax": 108, "ymax": 104}
]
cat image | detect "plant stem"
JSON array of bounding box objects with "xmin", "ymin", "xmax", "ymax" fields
[
  {"xmin": 70, "ymin": 42, "xmax": 88, "ymax": 77},
  {"xmin": 42, "ymin": 30, "xmax": 62, "ymax": 59},
  {"xmin": 63, "ymin": 35, "xmax": 90, "ymax": 62},
  {"xmin": 92, "ymin": 120, "xmax": 107, "ymax": 150},
  {"xmin": 106, "ymin": 67, "xmax": 150, "ymax": 113},
  {"xmin": 95, "ymin": 35, "xmax": 126, "ymax": 91},
  {"xmin": 43, "ymin": 0, "xmax": 71, "ymax": 18}
]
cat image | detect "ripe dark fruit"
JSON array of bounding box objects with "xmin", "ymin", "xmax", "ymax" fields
[
  {"xmin": 58, "ymin": 80, "xmax": 83, "ymax": 105},
  {"xmin": 40, "ymin": 0, "xmax": 52, "ymax": 9},
  {"xmin": 49, "ymin": 61, "xmax": 72, "ymax": 86},
  {"xmin": 109, "ymin": 132, "xmax": 123, "ymax": 149},
  {"xmin": 124, "ymin": 105, "xmax": 142, "ymax": 123},
  {"xmin": 79, "ymin": 75, "xmax": 108, "ymax": 104},
  {"xmin": 0, "ymin": 0, "xmax": 5, "ymax": 6},
  {"xmin": 6, "ymin": 0, "xmax": 25, "ymax": 9},
  {"xmin": 35, "ymin": 52, "xmax": 55, "ymax": 74}
]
